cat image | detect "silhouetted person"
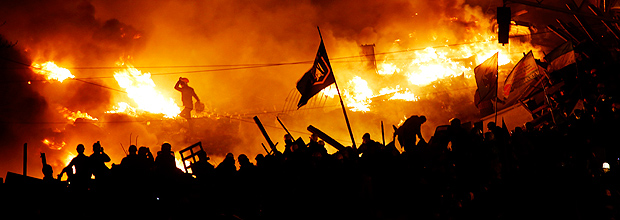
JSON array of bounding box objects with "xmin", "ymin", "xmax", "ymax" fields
[
  {"xmin": 155, "ymin": 143, "xmax": 179, "ymax": 174},
  {"xmin": 357, "ymin": 133, "xmax": 382, "ymax": 160},
  {"xmin": 175, "ymin": 77, "xmax": 200, "ymax": 120},
  {"xmin": 190, "ymin": 151, "xmax": 214, "ymax": 179},
  {"xmin": 395, "ymin": 115, "xmax": 427, "ymax": 149},
  {"xmin": 238, "ymin": 154, "xmax": 256, "ymax": 175},
  {"xmin": 58, "ymin": 144, "xmax": 91, "ymax": 190},
  {"xmin": 447, "ymin": 118, "xmax": 469, "ymax": 153},
  {"xmin": 283, "ymin": 134, "xmax": 295, "ymax": 155},
  {"xmin": 138, "ymin": 146, "xmax": 154, "ymax": 172},
  {"xmin": 307, "ymin": 133, "xmax": 328, "ymax": 158},
  {"xmin": 41, "ymin": 153, "xmax": 55, "ymax": 182},
  {"xmin": 120, "ymin": 145, "xmax": 140, "ymax": 173},
  {"xmin": 216, "ymin": 153, "xmax": 237, "ymax": 178},
  {"xmin": 90, "ymin": 141, "xmax": 111, "ymax": 179}
]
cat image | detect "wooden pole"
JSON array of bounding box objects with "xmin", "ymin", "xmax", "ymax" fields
[
  {"xmin": 317, "ymin": 26, "xmax": 356, "ymax": 148},
  {"xmin": 381, "ymin": 121, "xmax": 385, "ymax": 146},
  {"xmin": 253, "ymin": 116, "xmax": 277, "ymax": 153},
  {"xmin": 276, "ymin": 116, "xmax": 294, "ymax": 139},
  {"xmin": 495, "ymin": 52, "xmax": 499, "ymax": 125},
  {"xmin": 23, "ymin": 143, "xmax": 27, "ymax": 176},
  {"xmin": 307, "ymin": 125, "xmax": 346, "ymax": 152},
  {"xmin": 261, "ymin": 143, "xmax": 272, "ymax": 155}
]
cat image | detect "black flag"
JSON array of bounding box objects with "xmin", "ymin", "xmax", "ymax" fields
[{"xmin": 296, "ymin": 40, "xmax": 335, "ymax": 108}]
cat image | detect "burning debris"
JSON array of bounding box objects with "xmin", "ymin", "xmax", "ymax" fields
[{"xmin": 0, "ymin": 0, "xmax": 590, "ymax": 183}]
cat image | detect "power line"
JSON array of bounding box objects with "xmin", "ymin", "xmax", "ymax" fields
[{"xmin": 1, "ymin": 31, "xmax": 555, "ymax": 73}]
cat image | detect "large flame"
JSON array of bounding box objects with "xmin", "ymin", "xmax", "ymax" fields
[
  {"xmin": 58, "ymin": 106, "xmax": 98, "ymax": 122},
  {"xmin": 111, "ymin": 63, "xmax": 181, "ymax": 118},
  {"xmin": 337, "ymin": 21, "xmax": 536, "ymax": 112},
  {"xmin": 31, "ymin": 61, "xmax": 75, "ymax": 83}
]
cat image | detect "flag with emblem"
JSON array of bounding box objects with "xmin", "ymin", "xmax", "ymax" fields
[
  {"xmin": 503, "ymin": 51, "xmax": 540, "ymax": 98},
  {"xmin": 474, "ymin": 52, "xmax": 498, "ymax": 107},
  {"xmin": 296, "ymin": 39, "xmax": 336, "ymax": 108}
]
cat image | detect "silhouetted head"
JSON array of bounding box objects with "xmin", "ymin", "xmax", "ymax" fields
[
  {"xmin": 76, "ymin": 144, "xmax": 85, "ymax": 154},
  {"xmin": 197, "ymin": 151, "xmax": 209, "ymax": 161},
  {"xmin": 362, "ymin": 133, "xmax": 371, "ymax": 144},
  {"xmin": 255, "ymin": 154, "xmax": 264, "ymax": 162},
  {"xmin": 128, "ymin": 145, "xmax": 137, "ymax": 155},
  {"xmin": 284, "ymin": 134, "xmax": 293, "ymax": 145},
  {"xmin": 310, "ymin": 133, "xmax": 319, "ymax": 142},
  {"xmin": 525, "ymin": 122, "xmax": 534, "ymax": 132},
  {"xmin": 179, "ymin": 77, "xmax": 189, "ymax": 88},
  {"xmin": 238, "ymin": 154, "xmax": 250, "ymax": 165},
  {"xmin": 42, "ymin": 164, "xmax": 53, "ymax": 178},
  {"xmin": 420, "ymin": 115, "xmax": 427, "ymax": 123},
  {"xmin": 161, "ymin": 143, "xmax": 172, "ymax": 152},
  {"xmin": 487, "ymin": 122, "xmax": 496, "ymax": 130},
  {"xmin": 93, "ymin": 141, "xmax": 102, "ymax": 153},
  {"xmin": 225, "ymin": 152, "xmax": 234, "ymax": 160},
  {"xmin": 449, "ymin": 118, "xmax": 461, "ymax": 128},
  {"xmin": 138, "ymin": 146, "xmax": 150, "ymax": 156},
  {"xmin": 513, "ymin": 126, "xmax": 523, "ymax": 135},
  {"xmin": 484, "ymin": 131, "xmax": 494, "ymax": 141}
]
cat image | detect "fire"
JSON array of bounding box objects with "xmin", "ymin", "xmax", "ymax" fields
[
  {"xmin": 338, "ymin": 20, "xmax": 537, "ymax": 112},
  {"xmin": 378, "ymin": 63, "xmax": 401, "ymax": 75},
  {"xmin": 380, "ymin": 86, "xmax": 418, "ymax": 101},
  {"xmin": 58, "ymin": 107, "xmax": 98, "ymax": 122},
  {"xmin": 106, "ymin": 102, "xmax": 140, "ymax": 117},
  {"xmin": 43, "ymin": 138, "xmax": 66, "ymax": 150},
  {"xmin": 31, "ymin": 61, "xmax": 75, "ymax": 83},
  {"xmin": 112, "ymin": 63, "xmax": 181, "ymax": 118},
  {"xmin": 347, "ymin": 76, "xmax": 373, "ymax": 112}
]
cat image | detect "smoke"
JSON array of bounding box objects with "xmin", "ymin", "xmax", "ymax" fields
[{"xmin": 0, "ymin": 0, "xmax": 530, "ymax": 178}]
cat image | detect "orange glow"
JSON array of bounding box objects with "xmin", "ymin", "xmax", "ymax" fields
[
  {"xmin": 111, "ymin": 63, "xmax": 181, "ymax": 118},
  {"xmin": 347, "ymin": 76, "xmax": 373, "ymax": 112},
  {"xmin": 346, "ymin": 22, "xmax": 538, "ymax": 112},
  {"xmin": 58, "ymin": 107, "xmax": 98, "ymax": 122},
  {"xmin": 31, "ymin": 61, "xmax": 75, "ymax": 83},
  {"xmin": 43, "ymin": 138, "xmax": 66, "ymax": 150}
]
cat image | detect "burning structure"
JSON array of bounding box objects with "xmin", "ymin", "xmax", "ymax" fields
[
  {"xmin": 0, "ymin": 0, "xmax": 612, "ymax": 182},
  {"xmin": 2, "ymin": 0, "xmax": 620, "ymax": 219}
]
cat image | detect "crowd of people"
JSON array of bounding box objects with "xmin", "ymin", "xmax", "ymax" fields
[{"xmin": 4, "ymin": 46, "xmax": 620, "ymax": 220}]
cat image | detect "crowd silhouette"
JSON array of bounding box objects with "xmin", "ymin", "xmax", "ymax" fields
[{"xmin": 3, "ymin": 45, "xmax": 620, "ymax": 220}]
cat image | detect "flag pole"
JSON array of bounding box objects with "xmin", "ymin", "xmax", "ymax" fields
[
  {"xmin": 317, "ymin": 26, "xmax": 356, "ymax": 148},
  {"xmin": 494, "ymin": 52, "xmax": 498, "ymax": 124}
]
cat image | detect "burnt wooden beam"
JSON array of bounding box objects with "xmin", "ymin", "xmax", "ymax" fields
[{"xmin": 307, "ymin": 125, "xmax": 346, "ymax": 152}]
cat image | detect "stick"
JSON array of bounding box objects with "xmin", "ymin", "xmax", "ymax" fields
[
  {"xmin": 276, "ymin": 116, "xmax": 294, "ymax": 139},
  {"xmin": 23, "ymin": 143, "xmax": 27, "ymax": 176},
  {"xmin": 253, "ymin": 116, "xmax": 277, "ymax": 153},
  {"xmin": 261, "ymin": 143, "xmax": 271, "ymax": 155},
  {"xmin": 120, "ymin": 143, "xmax": 128, "ymax": 156},
  {"xmin": 307, "ymin": 125, "xmax": 346, "ymax": 152},
  {"xmin": 381, "ymin": 121, "xmax": 385, "ymax": 146},
  {"xmin": 318, "ymin": 26, "xmax": 356, "ymax": 149}
]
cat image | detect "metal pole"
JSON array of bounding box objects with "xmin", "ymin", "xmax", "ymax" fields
[{"xmin": 23, "ymin": 143, "xmax": 27, "ymax": 176}]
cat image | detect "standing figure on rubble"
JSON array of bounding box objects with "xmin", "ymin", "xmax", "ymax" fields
[
  {"xmin": 175, "ymin": 77, "xmax": 201, "ymax": 134},
  {"xmin": 394, "ymin": 115, "xmax": 427, "ymax": 149}
]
